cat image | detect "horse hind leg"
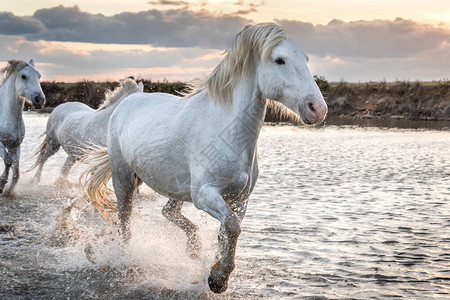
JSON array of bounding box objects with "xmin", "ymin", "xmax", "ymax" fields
[
  {"xmin": 162, "ymin": 199, "xmax": 202, "ymax": 259},
  {"xmin": 54, "ymin": 155, "xmax": 77, "ymax": 187},
  {"xmin": 31, "ymin": 134, "xmax": 61, "ymax": 184},
  {"xmin": 110, "ymin": 154, "xmax": 139, "ymax": 241}
]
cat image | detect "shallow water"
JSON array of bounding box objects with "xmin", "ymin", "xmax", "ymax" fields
[{"xmin": 0, "ymin": 112, "xmax": 449, "ymax": 299}]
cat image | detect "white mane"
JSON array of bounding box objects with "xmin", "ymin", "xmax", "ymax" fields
[
  {"xmin": 267, "ymin": 99, "xmax": 301, "ymax": 124},
  {"xmin": 188, "ymin": 23, "xmax": 287, "ymax": 106},
  {"xmin": 0, "ymin": 60, "xmax": 29, "ymax": 85},
  {"xmin": 97, "ymin": 78, "xmax": 140, "ymax": 110}
]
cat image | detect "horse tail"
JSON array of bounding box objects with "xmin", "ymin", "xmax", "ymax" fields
[
  {"xmin": 79, "ymin": 145, "xmax": 116, "ymax": 222},
  {"xmin": 26, "ymin": 132, "xmax": 47, "ymax": 172}
]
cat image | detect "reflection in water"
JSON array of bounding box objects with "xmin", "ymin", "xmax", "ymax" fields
[{"xmin": 0, "ymin": 112, "xmax": 449, "ymax": 299}]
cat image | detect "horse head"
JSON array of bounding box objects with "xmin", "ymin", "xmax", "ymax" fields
[
  {"xmin": 14, "ymin": 59, "xmax": 46, "ymax": 109},
  {"xmin": 205, "ymin": 23, "xmax": 327, "ymax": 125},
  {"xmin": 256, "ymin": 35, "xmax": 328, "ymax": 125}
]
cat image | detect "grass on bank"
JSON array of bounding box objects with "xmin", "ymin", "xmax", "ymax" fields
[{"xmin": 31, "ymin": 77, "xmax": 450, "ymax": 121}]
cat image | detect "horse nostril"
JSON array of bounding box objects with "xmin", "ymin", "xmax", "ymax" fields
[
  {"xmin": 308, "ymin": 102, "xmax": 316, "ymax": 112},
  {"xmin": 35, "ymin": 95, "xmax": 44, "ymax": 103}
]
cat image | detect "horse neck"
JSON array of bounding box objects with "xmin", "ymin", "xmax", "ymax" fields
[
  {"xmin": 0, "ymin": 75, "xmax": 24, "ymax": 121},
  {"xmin": 222, "ymin": 75, "xmax": 267, "ymax": 153}
]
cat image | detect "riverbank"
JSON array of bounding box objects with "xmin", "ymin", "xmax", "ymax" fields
[
  {"xmin": 30, "ymin": 78, "xmax": 450, "ymax": 122},
  {"xmin": 323, "ymin": 80, "xmax": 450, "ymax": 121}
]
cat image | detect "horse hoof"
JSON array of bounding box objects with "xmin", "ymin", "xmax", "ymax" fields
[
  {"xmin": 84, "ymin": 243, "xmax": 96, "ymax": 264},
  {"xmin": 2, "ymin": 191, "xmax": 14, "ymax": 198},
  {"xmin": 208, "ymin": 274, "xmax": 228, "ymax": 294}
]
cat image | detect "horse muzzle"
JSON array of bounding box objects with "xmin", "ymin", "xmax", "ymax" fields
[
  {"xmin": 299, "ymin": 98, "xmax": 328, "ymax": 125},
  {"xmin": 32, "ymin": 94, "xmax": 46, "ymax": 109}
]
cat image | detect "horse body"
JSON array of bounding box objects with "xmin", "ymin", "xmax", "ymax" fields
[
  {"xmin": 31, "ymin": 79, "xmax": 143, "ymax": 184},
  {"xmin": 49, "ymin": 102, "xmax": 105, "ymax": 156},
  {"xmin": 0, "ymin": 59, "xmax": 45, "ymax": 195},
  {"xmin": 83, "ymin": 23, "xmax": 328, "ymax": 293},
  {"xmin": 111, "ymin": 89, "xmax": 261, "ymax": 203}
]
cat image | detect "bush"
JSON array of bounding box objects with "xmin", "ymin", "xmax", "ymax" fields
[
  {"xmin": 30, "ymin": 78, "xmax": 450, "ymax": 121},
  {"xmin": 314, "ymin": 75, "xmax": 330, "ymax": 91}
]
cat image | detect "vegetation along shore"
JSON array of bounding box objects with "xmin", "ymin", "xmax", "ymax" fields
[{"xmin": 28, "ymin": 77, "xmax": 450, "ymax": 122}]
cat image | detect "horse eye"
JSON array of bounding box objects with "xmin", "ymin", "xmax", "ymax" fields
[
  {"xmin": 275, "ymin": 58, "xmax": 285, "ymax": 65},
  {"xmin": 21, "ymin": 75, "xmax": 27, "ymax": 80}
]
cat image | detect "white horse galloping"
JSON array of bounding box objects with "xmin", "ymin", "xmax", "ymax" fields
[
  {"xmin": 29, "ymin": 79, "xmax": 143, "ymax": 185},
  {"xmin": 82, "ymin": 23, "xmax": 327, "ymax": 293},
  {"xmin": 0, "ymin": 59, "xmax": 45, "ymax": 195}
]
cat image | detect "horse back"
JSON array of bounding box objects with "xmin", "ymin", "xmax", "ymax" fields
[{"xmin": 46, "ymin": 102, "xmax": 98, "ymax": 148}]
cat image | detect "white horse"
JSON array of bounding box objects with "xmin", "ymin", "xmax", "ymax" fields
[
  {"xmin": 0, "ymin": 59, "xmax": 45, "ymax": 195},
  {"xmin": 82, "ymin": 23, "xmax": 328, "ymax": 293},
  {"xmin": 29, "ymin": 79, "xmax": 143, "ymax": 185}
]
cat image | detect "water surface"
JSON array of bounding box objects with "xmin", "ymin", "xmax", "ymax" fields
[{"xmin": 0, "ymin": 112, "xmax": 449, "ymax": 299}]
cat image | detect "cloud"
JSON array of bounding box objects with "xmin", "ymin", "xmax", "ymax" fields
[
  {"xmin": 0, "ymin": 35, "xmax": 222, "ymax": 81},
  {"xmin": 0, "ymin": 12, "xmax": 45, "ymax": 35},
  {"xmin": 24, "ymin": 5, "xmax": 249, "ymax": 49},
  {"xmin": 278, "ymin": 18, "xmax": 450, "ymax": 58},
  {"xmin": 231, "ymin": 0, "xmax": 262, "ymax": 14},
  {"xmin": 249, "ymin": 2, "xmax": 265, "ymax": 8},
  {"xmin": 1, "ymin": 5, "xmax": 444, "ymax": 60},
  {"xmin": 233, "ymin": 0, "xmax": 264, "ymax": 7},
  {"xmin": 231, "ymin": 8, "xmax": 257, "ymax": 15},
  {"xmin": 147, "ymin": 0, "xmax": 190, "ymax": 7},
  {"xmin": 0, "ymin": 5, "xmax": 449, "ymax": 81},
  {"xmin": 309, "ymin": 45, "xmax": 450, "ymax": 82}
]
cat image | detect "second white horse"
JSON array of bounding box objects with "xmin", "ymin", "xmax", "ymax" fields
[{"xmin": 30, "ymin": 79, "xmax": 143, "ymax": 185}]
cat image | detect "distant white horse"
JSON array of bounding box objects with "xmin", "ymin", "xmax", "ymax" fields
[
  {"xmin": 82, "ymin": 23, "xmax": 327, "ymax": 293},
  {"xmin": 0, "ymin": 59, "xmax": 45, "ymax": 195},
  {"xmin": 29, "ymin": 79, "xmax": 143, "ymax": 185}
]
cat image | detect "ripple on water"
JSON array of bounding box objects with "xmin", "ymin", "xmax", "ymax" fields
[{"xmin": 1, "ymin": 114, "xmax": 449, "ymax": 298}]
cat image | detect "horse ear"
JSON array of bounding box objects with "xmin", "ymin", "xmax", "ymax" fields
[
  {"xmin": 120, "ymin": 81, "xmax": 126, "ymax": 89},
  {"xmin": 29, "ymin": 59, "xmax": 35, "ymax": 67},
  {"xmin": 138, "ymin": 82, "xmax": 144, "ymax": 92}
]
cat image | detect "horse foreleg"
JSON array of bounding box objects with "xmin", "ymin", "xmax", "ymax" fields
[
  {"xmin": 3, "ymin": 146, "xmax": 20, "ymax": 196},
  {"xmin": 162, "ymin": 199, "xmax": 202, "ymax": 259},
  {"xmin": 193, "ymin": 186, "xmax": 241, "ymax": 294},
  {"xmin": 0, "ymin": 142, "xmax": 12, "ymax": 194},
  {"xmin": 217, "ymin": 197, "xmax": 249, "ymax": 256}
]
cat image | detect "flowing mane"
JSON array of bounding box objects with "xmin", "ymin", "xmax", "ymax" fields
[
  {"xmin": 0, "ymin": 60, "xmax": 29, "ymax": 85},
  {"xmin": 97, "ymin": 78, "xmax": 140, "ymax": 110},
  {"xmin": 266, "ymin": 99, "xmax": 301, "ymax": 124},
  {"xmin": 189, "ymin": 23, "xmax": 286, "ymax": 106}
]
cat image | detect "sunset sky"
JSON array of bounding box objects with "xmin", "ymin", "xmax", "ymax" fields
[{"xmin": 1, "ymin": 0, "xmax": 449, "ymax": 82}]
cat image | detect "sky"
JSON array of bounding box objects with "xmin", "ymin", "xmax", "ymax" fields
[{"xmin": 1, "ymin": 0, "xmax": 449, "ymax": 82}]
